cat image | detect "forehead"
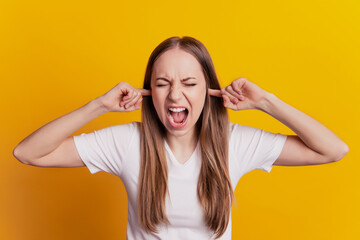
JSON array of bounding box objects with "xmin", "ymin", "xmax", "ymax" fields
[{"xmin": 152, "ymin": 48, "xmax": 203, "ymax": 78}]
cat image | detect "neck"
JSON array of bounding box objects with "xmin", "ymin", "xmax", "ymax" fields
[{"xmin": 165, "ymin": 127, "xmax": 199, "ymax": 153}]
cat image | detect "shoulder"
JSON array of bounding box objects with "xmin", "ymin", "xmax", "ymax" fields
[
  {"xmin": 228, "ymin": 121, "xmax": 287, "ymax": 151},
  {"xmin": 108, "ymin": 121, "xmax": 141, "ymax": 134},
  {"xmin": 88, "ymin": 121, "xmax": 141, "ymax": 145},
  {"xmin": 228, "ymin": 121, "xmax": 269, "ymax": 150},
  {"xmin": 228, "ymin": 121, "xmax": 260, "ymax": 138}
]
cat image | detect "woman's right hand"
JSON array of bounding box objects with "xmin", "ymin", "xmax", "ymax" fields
[{"xmin": 99, "ymin": 82, "xmax": 151, "ymax": 113}]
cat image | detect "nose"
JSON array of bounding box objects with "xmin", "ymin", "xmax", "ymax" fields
[{"xmin": 168, "ymin": 85, "xmax": 183, "ymax": 101}]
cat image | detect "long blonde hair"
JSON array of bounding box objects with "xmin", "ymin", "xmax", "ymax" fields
[{"xmin": 138, "ymin": 36, "xmax": 235, "ymax": 239}]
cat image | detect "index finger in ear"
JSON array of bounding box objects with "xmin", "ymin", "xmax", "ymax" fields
[
  {"xmin": 208, "ymin": 89, "xmax": 222, "ymax": 97},
  {"xmin": 137, "ymin": 88, "xmax": 152, "ymax": 96}
]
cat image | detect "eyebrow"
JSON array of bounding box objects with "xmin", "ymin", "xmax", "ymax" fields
[{"xmin": 155, "ymin": 77, "xmax": 196, "ymax": 82}]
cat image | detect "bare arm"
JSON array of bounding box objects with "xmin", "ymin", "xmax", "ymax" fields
[
  {"xmin": 209, "ymin": 77, "xmax": 349, "ymax": 166},
  {"xmin": 13, "ymin": 82, "xmax": 151, "ymax": 166},
  {"xmin": 13, "ymin": 97, "xmax": 107, "ymax": 164},
  {"xmin": 259, "ymin": 92, "xmax": 349, "ymax": 164}
]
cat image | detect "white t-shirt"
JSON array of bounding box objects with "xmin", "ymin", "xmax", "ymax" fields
[{"xmin": 73, "ymin": 121, "xmax": 287, "ymax": 240}]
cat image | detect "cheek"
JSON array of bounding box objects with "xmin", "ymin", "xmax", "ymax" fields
[
  {"xmin": 189, "ymin": 90, "xmax": 206, "ymax": 111},
  {"xmin": 151, "ymin": 89, "xmax": 160, "ymax": 104},
  {"xmin": 199, "ymin": 93, "xmax": 206, "ymax": 110},
  {"xmin": 151, "ymin": 91, "xmax": 165, "ymax": 113},
  {"xmin": 196, "ymin": 86, "xmax": 207, "ymax": 104}
]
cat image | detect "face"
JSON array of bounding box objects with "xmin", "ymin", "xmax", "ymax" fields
[{"xmin": 151, "ymin": 48, "xmax": 207, "ymax": 138}]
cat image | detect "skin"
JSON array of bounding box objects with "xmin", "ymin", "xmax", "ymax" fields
[{"xmin": 150, "ymin": 48, "xmax": 207, "ymax": 160}]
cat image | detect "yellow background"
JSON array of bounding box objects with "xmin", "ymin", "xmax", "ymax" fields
[{"xmin": 2, "ymin": 0, "xmax": 359, "ymax": 239}]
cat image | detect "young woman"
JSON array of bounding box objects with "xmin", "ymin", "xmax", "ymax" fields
[{"xmin": 13, "ymin": 36, "xmax": 349, "ymax": 240}]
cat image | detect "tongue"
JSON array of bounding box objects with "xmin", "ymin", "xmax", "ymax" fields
[{"xmin": 171, "ymin": 111, "xmax": 186, "ymax": 123}]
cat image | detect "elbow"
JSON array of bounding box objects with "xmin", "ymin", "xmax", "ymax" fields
[
  {"xmin": 331, "ymin": 143, "xmax": 349, "ymax": 162},
  {"xmin": 340, "ymin": 143, "xmax": 350, "ymax": 160},
  {"xmin": 13, "ymin": 146, "xmax": 31, "ymax": 165}
]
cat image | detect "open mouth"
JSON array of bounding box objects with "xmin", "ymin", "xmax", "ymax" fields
[{"xmin": 167, "ymin": 107, "xmax": 189, "ymax": 126}]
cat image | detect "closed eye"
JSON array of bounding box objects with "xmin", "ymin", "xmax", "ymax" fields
[{"xmin": 156, "ymin": 84, "xmax": 196, "ymax": 87}]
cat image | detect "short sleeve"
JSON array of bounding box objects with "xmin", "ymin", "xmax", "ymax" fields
[
  {"xmin": 73, "ymin": 121, "xmax": 138, "ymax": 176},
  {"xmin": 229, "ymin": 122, "xmax": 287, "ymax": 174}
]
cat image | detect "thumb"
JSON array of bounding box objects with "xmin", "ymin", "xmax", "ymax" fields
[
  {"xmin": 137, "ymin": 88, "xmax": 151, "ymax": 96},
  {"xmin": 222, "ymin": 94, "xmax": 229, "ymax": 103}
]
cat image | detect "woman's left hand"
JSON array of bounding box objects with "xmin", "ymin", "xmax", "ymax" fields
[{"xmin": 208, "ymin": 77, "xmax": 268, "ymax": 111}]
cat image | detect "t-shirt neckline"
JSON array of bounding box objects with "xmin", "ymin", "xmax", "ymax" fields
[{"xmin": 164, "ymin": 139, "xmax": 200, "ymax": 167}]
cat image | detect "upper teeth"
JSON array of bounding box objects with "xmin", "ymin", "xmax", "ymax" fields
[{"xmin": 169, "ymin": 107, "xmax": 186, "ymax": 112}]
